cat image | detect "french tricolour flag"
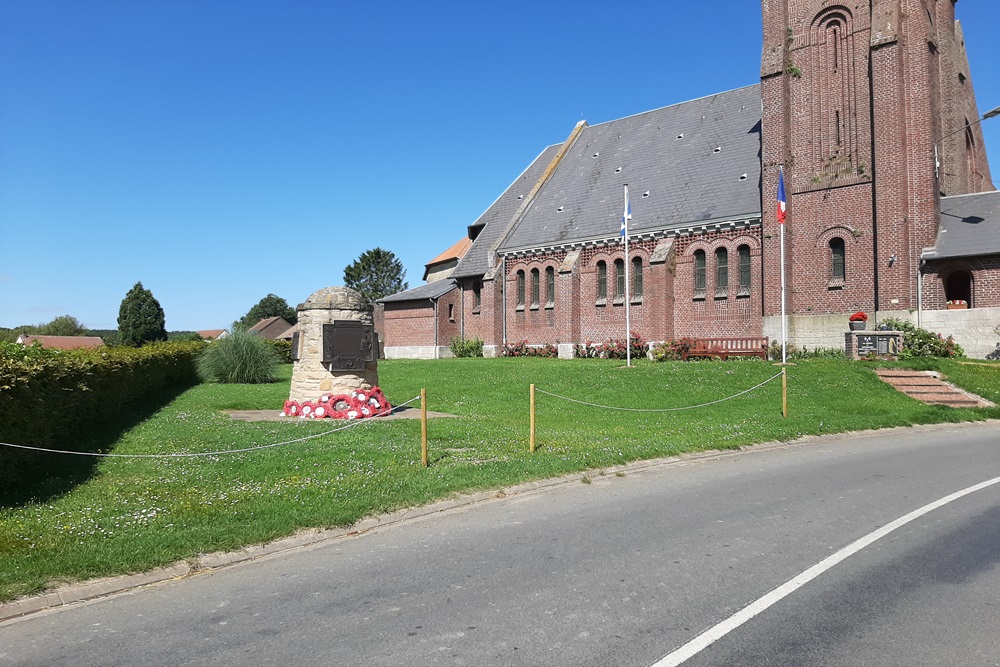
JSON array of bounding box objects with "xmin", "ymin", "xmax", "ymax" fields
[
  {"xmin": 621, "ymin": 185, "xmax": 632, "ymax": 237},
  {"xmin": 777, "ymin": 169, "xmax": 787, "ymax": 224}
]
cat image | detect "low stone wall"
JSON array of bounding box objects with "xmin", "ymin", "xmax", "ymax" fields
[
  {"xmin": 764, "ymin": 307, "xmax": 1000, "ymax": 359},
  {"xmin": 383, "ymin": 346, "xmax": 454, "ymax": 360}
]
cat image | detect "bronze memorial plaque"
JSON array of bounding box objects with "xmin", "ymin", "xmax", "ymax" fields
[{"xmin": 322, "ymin": 321, "xmax": 375, "ymax": 369}]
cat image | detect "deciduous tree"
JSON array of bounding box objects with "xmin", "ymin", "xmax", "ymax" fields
[{"xmin": 237, "ymin": 294, "xmax": 297, "ymax": 329}]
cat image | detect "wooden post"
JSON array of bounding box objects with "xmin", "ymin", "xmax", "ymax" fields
[
  {"xmin": 782, "ymin": 367, "xmax": 788, "ymax": 419},
  {"xmin": 529, "ymin": 384, "xmax": 536, "ymax": 453},
  {"xmin": 421, "ymin": 388, "xmax": 428, "ymax": 467}
]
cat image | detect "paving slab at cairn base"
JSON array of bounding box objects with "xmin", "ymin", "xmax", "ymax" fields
[
  {"xmin": 874, "ymin": 369, "xmax": 996, "ymax": 408},
  {"xmin": 224, "ymin": 406, "xmax": 458, "ymax": 422}
]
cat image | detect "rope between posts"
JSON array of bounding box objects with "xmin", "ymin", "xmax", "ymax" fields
[
  {"xmin": 0, "ymin": 395, "xmax": 422, "ymax": 459},
  {"xmin": 535, "ymin": 371, "xmax": 784, "ymax": 412}
]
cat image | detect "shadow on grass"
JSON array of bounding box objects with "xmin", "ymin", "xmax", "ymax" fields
[{"xmin": 0, "ymin": 386, "xmax": 191, "ymax": 508}]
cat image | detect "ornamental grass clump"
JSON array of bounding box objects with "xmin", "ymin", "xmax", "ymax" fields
[{"xmin": 196, "ymin": 328, "xmax": 280, "ymax": 384}]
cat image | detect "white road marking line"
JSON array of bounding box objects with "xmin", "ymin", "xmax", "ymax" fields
[{"xmin": 651, "ymin": 475, "xmax": 1000, "ymax": 667}]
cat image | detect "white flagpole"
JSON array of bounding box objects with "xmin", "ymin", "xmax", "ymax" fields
[
  {"xmin": 623, "ymin": 184, "xmax": 632, "ymax": 367},
  {"xmin": 779, "ymin": 167, "xmax": 787, "ymax": 365}
]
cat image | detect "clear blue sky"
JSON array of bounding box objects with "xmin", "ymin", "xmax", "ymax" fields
[{"xmin": 2, "ymin": 1, "xmax": 998, "ymax": 332}]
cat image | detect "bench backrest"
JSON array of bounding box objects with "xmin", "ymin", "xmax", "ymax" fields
[{"xmin": 690, "ymin": 337, "xmax": 767, "ymax": 351}]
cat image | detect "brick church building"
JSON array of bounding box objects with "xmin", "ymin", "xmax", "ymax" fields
[{"xmin": 380, "ymin": 0, "xmax": 1000, "ymax": 359}]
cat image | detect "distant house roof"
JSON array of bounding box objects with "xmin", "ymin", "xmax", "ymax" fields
[
  {"xmin": 379, "ymin": 278, "xmax": 458, "ymax": 304},
  {"xmin": 924, "ymin": 190, "xmax": 1000, "ymax": 259},
  {"xmin": 422, "ymin": 237, "xmax": 473, "ymax": 280},
  {"xmin": 197, "ymin": 329, "xmax": 229, "ymax": 340},
  {"xmin": 249, "ymin": 316, "xmax": 292, "ymax": 340},
  {"xmin": 275, "ymin": 324, "xmax": 297, "ymax": 340},
  {"xmin": 17, "ymin": 335, "xmax": 105, "ymax": 350}
]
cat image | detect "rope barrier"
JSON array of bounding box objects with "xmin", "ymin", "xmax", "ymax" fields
[
  {"xmin": 0, "ymin": 395, "xmax": 422, "ymax": 459},
  {"xmin": 535, "ymin": 371, "xmax": 784, "ymax": 412}
]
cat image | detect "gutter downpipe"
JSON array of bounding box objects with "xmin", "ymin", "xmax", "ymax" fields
[
  {"xmin": 432, "ymin": 298, "xmax": 439, "ymax": 359},
  {"xmin": 916, "ymin": 259, "xmax": 924, "ymax": 328},
  {"xmin": 501, "ymin": 255, "xmax": 507, "ymax": 348}
]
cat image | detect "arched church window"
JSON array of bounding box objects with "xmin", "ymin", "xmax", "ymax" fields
[
  {"xmin": 545, "ymin": 266, "xmax": 555, "ymax": 308},
  {"xmin": 694, "ymin": 250, "xmax": 707, "ymax": 298},
  {"xmin": 516, "ymin": 270, "xmax": 525, "ymax": 308},
  {"xmin": 614, "ymin": 259, "xmax": 626, "ymax": 302},
  {"xmin": 530, "ymin": 269, "xmax": 540, "ymax": 308},
  {"xmin": 738, "ymin": 245, "xmax": 751, "ymax": 296},
  {"xmin": 715, "ymin": 247, "xmax": 729, "ymax": 297},
  {"xmin": 596, "ymin": 261, "xmax": 607, "ymax": 304},
  {"xmin": 632, "ymin": 257, "xmax": 643, "ymax": 299},
  {"xmin": 829, "ymin": 238, "xmax": 846, "ymax": 287}
]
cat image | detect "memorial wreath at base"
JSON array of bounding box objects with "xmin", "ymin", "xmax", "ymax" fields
[{"xmin": 282, "ymin": 388, "xmax": 391, "ymax": 420}]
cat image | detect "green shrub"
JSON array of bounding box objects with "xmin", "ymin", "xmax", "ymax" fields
[
  {"xmin": 449, "ymin": 337, "xmax": 484, "ymax": 358},
  {"xmin": 652, "ymin": 338, "xmax": 694, "ymax": 361},
  {"xmin": 268, "ymin": 338, "xmax": 293, "ymax": 364},
  {"xmin": 0, "ymin": 340, "xmax": 204, "ymax": 488},
  {"xmin": 197, "ymin": 328, "xmax": 281, "ymax": 383},
  {"xmin": 502, "ymin": 340, "xmax": 559, "ymax": 357},
  {"xmin": 881, "ymin": 318, "xmax": 964, "ymax": 358},
  {"xmin": 576, "ymin": 332, "xmax": 648, "ymax": 360}
]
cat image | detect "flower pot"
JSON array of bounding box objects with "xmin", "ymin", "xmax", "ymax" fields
[
  {"xmin": 849, "ymin": 321, "xmax": 867, "ymax": 331},
  {"xmin": 947, "ymin": 303, "xmax": 968, "ymax": 310}
]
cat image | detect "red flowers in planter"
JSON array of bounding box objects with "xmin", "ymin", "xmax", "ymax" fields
[
  {"xmin": 848, "ymin": 311, "xmax": 868, "ymax": 322},
  {"xmin": 280, "ymin": 388, "xmax": 392, "ymax": 420}
]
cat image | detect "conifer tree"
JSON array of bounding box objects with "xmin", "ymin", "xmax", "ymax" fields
[
  {"xmin": 117, "ymin": 282, "xmax": 167, "ymax": 346},
  {"xmin": 343, "ymin": 248, "xmax": 408, "ymax": 304}
]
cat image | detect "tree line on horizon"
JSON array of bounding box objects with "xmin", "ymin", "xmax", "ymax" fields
[{"xmin": 2, "ymin": 247, "xmax": 409, "ymax": 346}]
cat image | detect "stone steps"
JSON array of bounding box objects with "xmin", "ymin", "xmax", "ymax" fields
[{"xmin": 874, "ymin": 369, "xmax": 995, "ymax": 408}]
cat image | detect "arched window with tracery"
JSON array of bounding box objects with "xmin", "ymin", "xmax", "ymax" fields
[
  {"xmin": 693, "ymin": 250, "xmax": 707, "ymax": 298},
  {"xmin": 596, "ymin": 261, "xmax": 607, "ymax": 304},
  {"xmin": 829, "ymin": 237, "xmax": 846, "ymax": 287}
]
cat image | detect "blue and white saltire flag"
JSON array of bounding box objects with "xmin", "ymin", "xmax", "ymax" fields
[{"xmin": 621, "ymin": 185, "xmax": 632, "ymax": 237}]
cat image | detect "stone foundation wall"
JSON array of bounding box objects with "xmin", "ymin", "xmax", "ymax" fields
[{"xmin": 764, "ymin": 307, "xmax": 1000, "ymax": 359}]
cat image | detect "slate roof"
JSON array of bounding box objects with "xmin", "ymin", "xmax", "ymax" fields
[
  {"xmin": 451, "ymin": 145, "xmax": 564, "ymax": 279},
  {"xmin": 379, "ymin": 278, "xmax": 458, "ymax": 303},
  {"xmin": 924, "ymin": 191, "xmax": 1000, "ymax": 259},
  {"xmin": 501, "ymin": 85, "xmax": 763, "ymax": 252}
]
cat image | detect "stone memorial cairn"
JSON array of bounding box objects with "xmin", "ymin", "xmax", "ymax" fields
[{"xmin": 282, "ymin": 286, "xmax": 390, "ymax": 419}]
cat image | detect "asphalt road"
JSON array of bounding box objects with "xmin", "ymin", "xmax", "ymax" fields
[{"xmin": 2, "ymin": 422, "xmax": 999, "ymax": 666}]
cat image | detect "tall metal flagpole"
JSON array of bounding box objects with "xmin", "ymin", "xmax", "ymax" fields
[
  {"xmin": 778, "ymin": 166, "xmax": 787, "ymax": 366},
  {"xmin": 623, "ymin": 184, "xmax": 632, "ymax": 367}
]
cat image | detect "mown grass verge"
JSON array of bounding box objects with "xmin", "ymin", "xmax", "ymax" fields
[{"xmin": 2, "ymin": 357, "xmax": 998, "ymax": 602}]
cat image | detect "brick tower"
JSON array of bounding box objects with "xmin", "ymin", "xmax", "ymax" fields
[{"xmin": 760, "ymin": 0, "xmax": 992, "ymax": 334}]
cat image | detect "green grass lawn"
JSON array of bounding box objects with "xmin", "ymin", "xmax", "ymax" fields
[{"xmin": 2, "ymin": 357, "xmax": 998, "ymax": 602}]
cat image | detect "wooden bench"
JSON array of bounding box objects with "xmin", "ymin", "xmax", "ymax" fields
[{"xmin": 681, "ymin": 337, "xmax": 769, "ymax": 361}]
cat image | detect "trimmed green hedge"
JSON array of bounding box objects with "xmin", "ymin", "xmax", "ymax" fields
[{"xmin": 0, "ymin": 341, "xmax": 205, "ymax": 484}]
